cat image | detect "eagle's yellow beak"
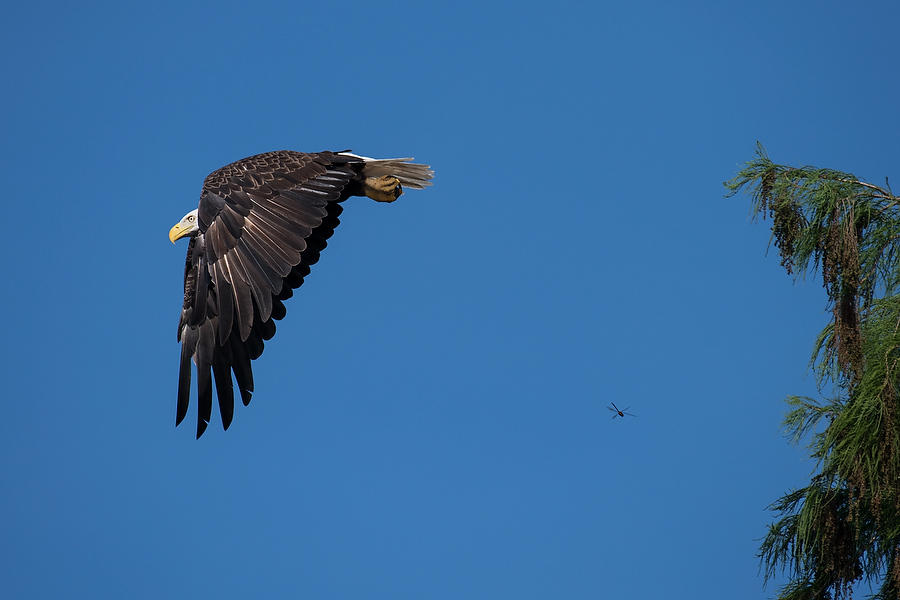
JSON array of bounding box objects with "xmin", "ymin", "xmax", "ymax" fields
[{"xmin": 169, "ymin": 223, "xmax": 190, "ymax": 243}]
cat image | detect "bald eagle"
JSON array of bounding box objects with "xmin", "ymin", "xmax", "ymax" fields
[{"xmin": 169, "ymin": 150, "xmax": 433, "ymax": 437}]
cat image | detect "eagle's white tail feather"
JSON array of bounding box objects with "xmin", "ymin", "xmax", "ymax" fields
[{"xmin": 339, "ymin": 152, "xmax": 434, "ymax": 189}]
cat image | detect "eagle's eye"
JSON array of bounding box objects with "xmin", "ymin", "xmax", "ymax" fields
[{"xmin": 187, "ymin": 215, "xmax": 195, "ymax": 222}]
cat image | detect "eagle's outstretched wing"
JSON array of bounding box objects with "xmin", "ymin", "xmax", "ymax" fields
[{"xmin": 177, "ymin": 151, "xmax": 359, "ymax": 438}]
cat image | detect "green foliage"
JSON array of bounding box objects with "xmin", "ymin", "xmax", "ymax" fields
[{"xmin": 727, "ymin": 144, "xmax": 900, "ymax": 599}]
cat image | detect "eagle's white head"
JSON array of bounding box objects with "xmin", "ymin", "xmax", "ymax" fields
[{"xmin": 168, "ymin": 209, "xmax": 200, "ymax": 243}]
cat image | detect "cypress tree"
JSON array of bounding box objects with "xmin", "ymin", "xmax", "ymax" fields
[{"xmin": 727, "ymin": 144, "xmax": 900, "ymax": 600}]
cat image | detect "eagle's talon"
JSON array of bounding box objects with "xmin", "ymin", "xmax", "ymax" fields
[{"xmin": 365, "ymin": 175, "xmax": 403, "ymax": 203}]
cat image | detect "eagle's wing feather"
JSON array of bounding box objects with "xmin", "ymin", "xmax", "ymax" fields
[{"xmin": 177, "ymin": 151, "xmax": 359, "ymax": 437}]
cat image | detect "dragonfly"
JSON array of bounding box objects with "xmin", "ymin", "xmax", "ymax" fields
[{"xmin": 608, "ymin": 402, "xmax": 636, "ymax": 419}]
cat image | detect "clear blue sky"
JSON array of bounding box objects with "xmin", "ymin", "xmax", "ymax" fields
[{"xmin": 2, "ymin": 1, "xmax": 898, "ymax": 598}]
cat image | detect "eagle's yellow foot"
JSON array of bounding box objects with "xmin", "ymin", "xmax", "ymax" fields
[{"xmin": 364, "ymin": 175, "xmax": 403, "ymax": 203}]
